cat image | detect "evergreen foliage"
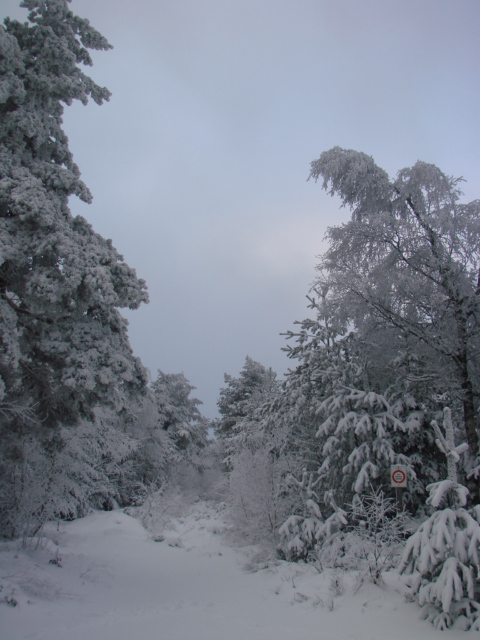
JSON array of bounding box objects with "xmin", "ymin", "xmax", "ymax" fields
[
  {"xmin": 151, "ymin": 370, "xmax": 206, "ymax": 456},
  {"xmin": 0, "ymin": 0, "xmax": 148, "ymax": 537},
  {"xmin": 216, "ymin": 356, "xmax": 279, "ymax": 467},
  {"xmin": 278, "ymin": 470, "xmax": 347, "ymax": 561},
  {"xmin": 399, "ymin": 408, "xmax": 480, "ymax": 630},
  {"xmin": 215, "ymin": 357, "xmax": 294, "ymax": 546},
  {"xmin": 279, "ymin": 305, "xmax": 438, "ymax": 512}
]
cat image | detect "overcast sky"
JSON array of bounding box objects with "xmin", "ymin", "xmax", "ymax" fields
[{"xmin": 3, "ymin": 0, "xmax": 480, "ymax": 417}]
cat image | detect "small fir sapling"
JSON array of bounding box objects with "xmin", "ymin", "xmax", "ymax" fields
[
  {"xmin": 278, "ymin": 471, "xmax": 347, "ymax": 561},
  {"xmin": 398, "ymin": 408, "xmax": 480, "ymax": 631},
  {"xmin": 279, "ymin": 471, "xmax": 402, "ymax": 583},
  {"xmin": 319, "ymin": 491, "xmax": 349, "ymax": 540},
  {"xmin": 278, "ymin": 470, "xmax": 323, "ymax": 560}
]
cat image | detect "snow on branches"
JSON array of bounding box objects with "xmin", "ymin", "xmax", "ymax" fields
[
  {"xmin": 317, "ymin": 385, "xmax": 418, "ymax": 501},
  {"xmin": 399, "ymin": 408, "xmax": 480, "ymax": 631},
  {"xmin": 278, "ymin": 470, "xmax": 347, "ymax": 561}
]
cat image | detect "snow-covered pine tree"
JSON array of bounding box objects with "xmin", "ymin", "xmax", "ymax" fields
[
  {"xmin": 277, "ymin": 311, "xmax": 344, "ymax": 474},
  {"xmin": 399, "ymin": 408, "xmax": 480, "ymax": 631},
  {"xmin": 216, "ymin": 356, "xmax": 278, "ymax": 467},
  {"xmin": 121, "ymin": 372, "xmax": 210, "ymax": 512},
  {"xmin": 0, "ymin": 0, "xmax": 149, "ymax": 537},
  {"xmin": 123, "ymin": 392, "xmax": 173, "ymax": 493},
  {"xmin": 151, "ymin": 371, "xmax": 207, "ymax": 461}
]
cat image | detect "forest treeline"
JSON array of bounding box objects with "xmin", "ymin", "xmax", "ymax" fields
[
  {"xmin": 213, "ymin": 146, "xmax": 480, "ymax": 628},
  {"xmin": 1, "ymin": 0, "xmax": 480, "ymax": 631},
  {"xmin": 217, "ymin": 144, "xmax": 480, "ymax": 529}
]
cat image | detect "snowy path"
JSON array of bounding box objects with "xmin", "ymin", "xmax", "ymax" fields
[{"xmin": 1, "ymin": 502, "xmax": 466, "ymax": 639}]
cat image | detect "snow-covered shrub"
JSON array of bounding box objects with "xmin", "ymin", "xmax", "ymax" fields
[
  {"xmin": 131, "ymin": 481, "xmax": 187, "ymax": 537},
  {"xmin": 56, "ymin": 408, "xmax": 139, "ymax": 514},
  {"xmin": 329, "ymin": 572, "xmax": 346, "ymax": 597},
  {"xmin": 399, "ymin": 408, "xmax": 480, "ymax": 631},
  {"xmin": 129, "ymin": 439, "xmax": 224, "ymax": 537},
  {"xmin": 0, "ymin": 437, "xmax": 58, "ymax": 544},
  {"xmin": 279, "ymin": 474, "xmax": 404, "ymax": 586},
  {"xmin": 0, "ymin": 408, "xmax": 138, "ymax": 542},
  {"xmin": 333, "ymin": 489, "xmax": 405, "ymax": 585},
  {"xmin": 227, "ymin": 448, "xmax": 294, "ymax": 548},
  {"xmin": 163, "ymin": 444, "xmax": 224, "ymax": 502}
]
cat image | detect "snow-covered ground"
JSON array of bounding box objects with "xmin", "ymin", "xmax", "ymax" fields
[{"xmin": 1, "ymin": 501, "xmax": 468, "ymax": 639}]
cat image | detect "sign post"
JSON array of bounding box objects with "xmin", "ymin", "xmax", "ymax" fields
[{"xmin": 390, "ymin": 465, "xmax": 407, "ymax": 512}]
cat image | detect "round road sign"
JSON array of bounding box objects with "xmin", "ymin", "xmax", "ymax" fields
[{"xmin": 390, "ymin": 465, "xmax": 407, "ymax": 487}]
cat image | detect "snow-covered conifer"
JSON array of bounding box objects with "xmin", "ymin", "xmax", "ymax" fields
[
  {"xmin": 399, "ymin": 408, "xmax": 480, "ymax": 630},
  {"xmin": 317, "ymin": 381, "xmax": 419, "ymax": 504},
  {"xmin": 216, "ymin": 356, "xmax": 279, "ymax": 466},
  {"xmin": 0, "ymin": 0, "xmax": 148, "ymax": 536},
  {"xmin": 278, "ymin": 470, "xmax": 324, "ymax": 560},
  {"xmin": 151, "ymin": 371, "xmax": 207, "ymax": 460},
  {"xmin": 280, "ymin": 305, "xmax": 424, "ymax": 508},
  {"xmin": 278, "ymin": 470, "xmax": 347, "ymax": 561}
]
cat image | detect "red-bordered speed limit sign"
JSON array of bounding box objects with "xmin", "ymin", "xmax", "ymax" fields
[{"xmin": 390, "ymin": 465, "xmax": 407, "ymax": 488}]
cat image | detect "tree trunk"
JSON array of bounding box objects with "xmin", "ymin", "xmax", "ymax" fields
[
  {"xmin": 461, "ymin": 368, "xmax": 480, "ymax": 504},
  {"xmin": 456, "ymin": 312, "xmax": 480, "ymax": 504}
]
